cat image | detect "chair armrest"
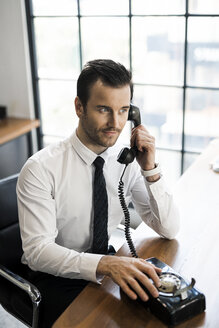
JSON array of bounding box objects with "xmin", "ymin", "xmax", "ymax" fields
[{"xmin": 0, "ymin": 264, "xmax": 41, "ymax": 303}]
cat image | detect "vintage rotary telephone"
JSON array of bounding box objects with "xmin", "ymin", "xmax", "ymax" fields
[{"xmin": 117, "ymin": 105, "xmax": 206, "ymax": 326}]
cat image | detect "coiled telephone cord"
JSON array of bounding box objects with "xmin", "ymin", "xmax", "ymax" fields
[{"xmin": 118, "ymin": 165, "xmax": 138, "ymax": 258}]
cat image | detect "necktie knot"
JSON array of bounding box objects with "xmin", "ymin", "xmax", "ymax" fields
[{"xmin": 93, "ymin": 156, "xmax": 105, "ymax": 170}]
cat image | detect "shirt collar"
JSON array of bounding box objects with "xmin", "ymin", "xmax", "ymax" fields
[{"xmin": 70, "ymin": 131, "xmax": 120, "ymax": 166}]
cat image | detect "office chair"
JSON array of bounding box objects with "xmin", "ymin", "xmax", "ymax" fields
[{"xmin": 0, "ymin": 174, "xmax": 41, "ymax": 328}]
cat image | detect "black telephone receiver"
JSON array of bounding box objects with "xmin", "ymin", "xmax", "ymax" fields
[{"xmin": 117, "ymin": 104, "xmax": 141, "ymax": 165}]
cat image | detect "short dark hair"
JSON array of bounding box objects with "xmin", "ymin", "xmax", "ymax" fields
[{"xmin": 77, "ymin": 59, "xmax": 133, "ymax": 107}]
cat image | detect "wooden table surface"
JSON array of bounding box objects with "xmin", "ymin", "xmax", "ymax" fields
[
  {"xmin": 0, "ymin": 117, "xmax": 40, "ymax": 145},
  {"xmin": 53, "ymin": 139, "xmax": 219, "ymax": 328}
]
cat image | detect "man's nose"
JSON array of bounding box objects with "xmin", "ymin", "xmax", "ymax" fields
[{"xmin": 108, "ymin": 113, "xmax": 120, "ymax": 128}]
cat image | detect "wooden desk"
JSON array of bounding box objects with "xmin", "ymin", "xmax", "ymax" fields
[
  {"xmin": 53, "ymin": 139, "xmax": 219, "ymax": 328},
  {"xmin": 0, "ymin": 117, "xmax": 40, "ymax": 156}
]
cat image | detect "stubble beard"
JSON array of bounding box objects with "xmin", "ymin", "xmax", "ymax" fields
[{"xmin": 81, "ymin": 118, "xmax": 121, "ymax": 149}]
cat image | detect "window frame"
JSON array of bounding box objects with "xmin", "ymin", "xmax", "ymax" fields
[{"xmin": 25, "ymin": 0, "xmax": 219, "ymax": 175}]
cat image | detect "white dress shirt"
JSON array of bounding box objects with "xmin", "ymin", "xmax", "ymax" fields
[{"xmin": 17, "ymin": 131, "xmax": 180, "ymax": 283}]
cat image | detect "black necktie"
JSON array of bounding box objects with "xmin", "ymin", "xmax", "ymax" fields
[{"xmin": 92, "ymin": 156, "xmax": 108, "ymax": 254}]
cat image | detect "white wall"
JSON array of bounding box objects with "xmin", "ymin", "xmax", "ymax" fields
[{"xmin": 0, "ymin": 0, "xmax": 34, "ymax": 119}]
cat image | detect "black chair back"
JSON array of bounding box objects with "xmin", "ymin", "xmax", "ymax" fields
[
  {"xmin": 0, "ymin": 174, "xmax": 23, "ymax": 270},
  {"xmin": 0, "ymin": 174, "xmax": 41, "ymax": 328}
]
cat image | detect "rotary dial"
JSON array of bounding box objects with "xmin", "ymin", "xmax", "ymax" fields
[{"xmin": 158, "ymin": 273, "xmax": 181, "ymax": 294}]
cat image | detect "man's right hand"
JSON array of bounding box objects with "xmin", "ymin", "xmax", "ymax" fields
[{"xmin": 96, "ymin": 255, "xmax": 162, "ymax": 301}]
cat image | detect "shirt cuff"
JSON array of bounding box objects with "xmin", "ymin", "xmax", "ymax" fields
[
  {"xmin": 146, "ymin": 175, "xmax": 171, "ymax": 198},
  {"xmin": 80, "ymin": 252, "xmax": 104, "ymax": 283}
]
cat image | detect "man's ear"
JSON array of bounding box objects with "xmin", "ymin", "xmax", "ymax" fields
[{"xmin": 75, "ymin": 96, "xmax": 84, "ymax": 118}]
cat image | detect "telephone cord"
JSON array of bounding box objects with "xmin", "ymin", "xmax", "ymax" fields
[{"xmin": 118, "ymin": 165, "xmax": 139, "ymax": 258}]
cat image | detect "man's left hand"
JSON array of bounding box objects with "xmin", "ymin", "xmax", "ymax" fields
[
  {"xmin": 131, "ymin": 124, "xmax": 156, "ymax": 170},
  {"xmin": 131, "ymin": 125, "xmax": 160, "ymax": 182}
]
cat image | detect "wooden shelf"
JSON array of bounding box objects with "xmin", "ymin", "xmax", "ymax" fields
[{"xmin": 0, "ymin": 117, "xmax": 40, "ymax": 145}]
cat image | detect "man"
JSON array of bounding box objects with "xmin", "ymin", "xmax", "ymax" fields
[{"xmin": 17, "ymin": 59, "xmax": 179, "ymax": 327}]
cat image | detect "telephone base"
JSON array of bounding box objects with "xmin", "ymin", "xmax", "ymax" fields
[{"xmin": 140, "ymin": 257, "xmax": 206, "ymax": 326}]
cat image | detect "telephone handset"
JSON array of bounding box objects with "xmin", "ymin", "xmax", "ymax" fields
[
  {"xmin": 127, "ymin": 103, "xmax": 141, "ymax": 127},
  {"xmin": 117, "ymin": 104, "xmax": 141, "ymax": 165}
]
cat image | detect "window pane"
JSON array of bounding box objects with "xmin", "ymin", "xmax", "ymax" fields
[
  {"xmin": 187, "ymin": 18, "xmax": 219, "ymax": 88},
  {"xmin": 132, "ymin": 0, "xmax": 185, "ymax": 15},
  {"xmin": 185, "ymin": 88, "xmax": 219, "ymax": 152},
  {"xmin": 34, "ymin": 18, "xmax": 80, "ymax": 79},
  {"xmin": 32, "ymin": 0, "xmax": 78, "ymax": 16},
  {"xmin": 156, "ymin": 150, "xmax": 181, "ymax": 188},
  {"xmin": 80, "ymin": 0, "xmax": 129, "ymax": 15},
  {"xmin": 81, "ymin": 18, "xmax": 129, "ymax": 67},
  {"xmin": 133, "ymin": 85, "xmax": 183, "ymax": 150},
  {"xmin": 189, "ymin": 0, "xmax": 219, "ymax": 14},
  {"xmin": 183, "ymin": 153, "xmax": 199, "ymax": 172},
  {"xmin": 39, "ymin": 80, "xmax": 78, "ymax": 137},
  {"xmin": 132, "ymin": 17, "xmax": 185, "ymax": 85}
]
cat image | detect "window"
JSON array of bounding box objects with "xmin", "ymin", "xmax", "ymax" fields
[{"xmin": 26, "ymin": 0, "xmax": 219, "ymax": 187}]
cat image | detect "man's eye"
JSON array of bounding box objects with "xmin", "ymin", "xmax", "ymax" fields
[
  {"xmin": 99, "ymin": 107, "xmax": 109, "ymax": 113},
  {"xmin": 120, "ymin": 109, "xmax": 128, "ymax": 114}
]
